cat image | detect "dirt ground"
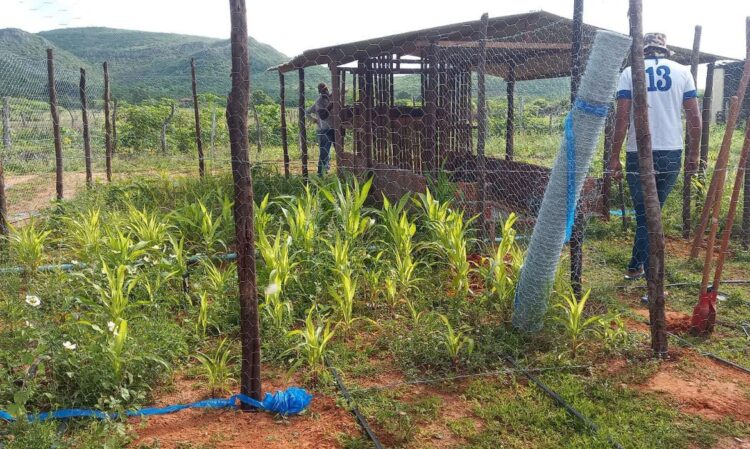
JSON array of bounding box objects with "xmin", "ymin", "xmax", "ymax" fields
[{"xmin": 129, "ymin": 374, "xmax": 359, "ymax": 449}]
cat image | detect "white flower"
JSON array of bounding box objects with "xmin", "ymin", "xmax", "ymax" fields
[
  {"xmin": 368, "ymin": 218, "xmax": 376, "ymax": 227},
  {"xmin": 24, "ymin": 320, "xmax": 34, "ymax": 328},
  {"xmin": 63, "ymin": 341, "xmax": 77, "ymax": 351},
  {"xmin": 265, "ymin": 282, "xmax": 280, "ymax": 297},
  {"xmin": 107, "ymin": 321, "xmax": 116, "ymax": 333},
  {"xmin": 71, "ymin": 260, "xmax": 80, "ymax": 265},
  {"xmin": 25, "ymin": 295, "xmax": 41, "ymax": 308}
]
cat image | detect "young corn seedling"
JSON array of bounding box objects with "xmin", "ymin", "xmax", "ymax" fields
[
  {"xmin": 109, "ymin": 319, "xmax": 129, "ymax": 384},
  {"xmin": 101, "ymin": 228, "xmax": 149, "ymax": 267},
  {"xmin": 327, "ymin": 235, "xmax": 352, "ymax": 276},
  {"xmin": 8, "ymin": 220, "xmax": 52, "ymax": 291},
  {"xmin": 414, "ymin": 188, "xmax": 451, "ymax": 227},
  {"xmin": 202, "ymin": 259, "xmax": 236, "ymax": 296},
  {"xmin": 321, "ymin": 176, "xmax": 373, "ymax": 241},
  {"xmin": 434, "ymin": 211, "xmax": 476, "ymax": 298},
  {"xmin": 258, "ymin": 230, "xmax": 298, "ymax": 291},
  {"xmin": 89, "ymin": 263, "xmax": 139, "ymax": 323},
  {"xmin": 195, "ymin": 337, "xmax": 237, "ymax": 395},
  {"xmin": 171, "ymin": 201, "xmax": 226, "ymax": 254},
  {"xmin": 254, "ymin": 193, "xmax": 273, "ymax": 238},
  {"xmin": 125, "ymin": 206, "xmax": 171, "ymax": 248},
  {"xmin": 262, "ymin": 282, "xmax": 292, "ymax": 331},
  {"xmin": 329, "ymin": 270, "xmax": 359, "ymax": 335},
  {"xmin": 287, "ymin": 306, "xmax": 336, "ymax": 382},
  {"xmin": 64, "ymin": 208, "xmax": 102, "ymax": 262},
  {"xmin": 405, "ymin": 297, "xmax": 426, "ymax": 328},
  {"xmin": 554, "ymin": 288, "xmax": 602, "ymax": 359},
  {"xmin": 438, "ymin": 314, "xmax": 474, "ymax": 368},
  {"xmin": 196, "ymin": 291, "xmax": 210, "ymax": 337},
  {"xmin": 480, "ymin": 213, "xmax": 523, "ymax": 317},
  {"xmin": 282, "ymin": 184, "xmax": 319, "ymax": 253}
]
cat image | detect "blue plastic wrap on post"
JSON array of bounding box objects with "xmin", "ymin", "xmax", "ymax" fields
[
  {"xmin": 0, "ymin": 387, "xmax": 312, "ymax": 422},
  {"xmin": 512, "ymin": 31, "xmax": 632, "ymax": 333}
]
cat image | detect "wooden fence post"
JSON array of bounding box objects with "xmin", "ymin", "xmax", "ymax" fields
[
  {"xmin": 191, "ymin": 58, "xmax": 205, "ymax": 178},
  {"xmin": 103, "ymin": 62, "xmax": 113, "ymax": 182},
  {"xmin": 742, "ymin": 17, "xmax": 750, "ymax": 249},
  {"xmin": 47, "ymin": 49, "xmax": 63, "ymax": 200},
  {"xmin": 0, "ymin": 97, "xmax": 8, "ymax": 235},
  {"xmin": 80, "ymin": 68, "xmax": 93, "ymax": 187},
  {"xmin": 279, "ymin": 72, "xmax": 290, "ymax": 177},
  {"xmin": 423, "ymin": 43, "xmax": 438, "ymax": 174},
  {"xmin": 298, "ymin": 68, "xmax": 309, "ymax": 180},
  {"xmin": 227, "ymin": 0, "xmax": 262, "ymax": 404},
  {"xmin": 630, "ymin": 0, "xmax": 668, "ymax": 356},
  {"xmin": 569, "ymin": 0, "xmax": 584, "ymax": 299},
  {"xmin": 476, "ymin": 13, "xmax": 489, "ymax": 240},
  {"xmin": 682, "ymin": 25, "xmax": 701, "ymax": 239}
]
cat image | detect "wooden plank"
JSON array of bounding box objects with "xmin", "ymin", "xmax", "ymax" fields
[
  {"xmin": 298, "ymin": 68, "xmax": 308, "ymax": 180},
  {"xmin": 191, "ymin": 58, "xmax": 205, "ymax": 178},
  {"xmin": 47, "ymin": 49, "xmax": 63, "ymax": 200},
  {"xmin": 79, "ymin": 68, "xmax": 92, "ymax": 187},
  {"xmin": 227, "ymin": 0, "xmax": 262, "ymax": 404},
  {"xmin": 279, "ymin": 72, "xmax": 290, "ymax": 176},
  {"xmin": 103, "ymin": 61, "xmax": 113, "ymax": 182}
]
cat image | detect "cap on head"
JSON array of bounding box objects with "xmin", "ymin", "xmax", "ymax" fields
[
  {"xmin": 317, "ymin": 82, "xmax": 329, "ymax": 94},
  {"xmin": 643, "ymin": 32, "xmax": 673, "ymax": 55}
]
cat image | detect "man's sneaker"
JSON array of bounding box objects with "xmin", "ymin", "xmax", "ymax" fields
[{"xmin": 624, "ymin": 268, "xmax": 645, "ymax": 280}]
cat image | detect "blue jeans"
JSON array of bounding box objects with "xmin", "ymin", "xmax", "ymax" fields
[
  {"xmin": 317, "ymin": 129, "xmax": 334, "ymax": 176},
  {"xmin": 625, "ymin": 150, "xmax": 682, "ymax": 273}
]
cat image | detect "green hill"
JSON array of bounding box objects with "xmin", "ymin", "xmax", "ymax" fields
[{"xmin": 0, "ymin": 27, "xmax": 296, "ymax": 104}]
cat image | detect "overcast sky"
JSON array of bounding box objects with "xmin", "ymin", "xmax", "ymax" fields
[{"xmin": 2, "ymin": 0, "xmax": 747, "ymax": 61}]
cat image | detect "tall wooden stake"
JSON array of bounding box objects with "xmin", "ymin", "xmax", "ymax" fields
[
  {"xmin": 103, "ymin": 61, "xmax": 113, "ymax": 182},
  {"xmin": 79, "ymin": 68, "xmax": 93, "ymax": 187},
  {"xmin": 569, "ymin": 0, "xmax": 584, "ymax": 299},
  {"xmin": 699, "ymin": 62, "xmax": 714, "ymax": 182},
  {"xmin": 476, "ymin": 13, "xmax": 489, "ymax": 240},
  {"xmin": 227, "ymin": 0, "xmax": 261, "ymax": 404},
  {"xmin": 191, "ymin": 58, "xmax": 205, "ymax": 178},
  {"xmin": 298, "ymin": 68, "xmax": 309, "ymax": 180},
  {"xmin": 0, "ymin": 97, "xmax": 8, "ymax": 235},
  {"xmin": 682, "ymin": 25, "xmax": 701, "ymax": 239},
  {"xmin": 743, "ymin": 17, "xmax": 750, "ymax": 249},
  {"xmin": 505, "ymin": 63, "xmax": 515, "ymax": 161},
  {"xmin": 47, "ymin": 49, "xmax": 63, "ymax": 200},
  {"xmin": 279, "ymin": 72, "xmax": 290, "ymax": 177},
  {"xmin": 630, "ymin": 0, "xmax": 668, "ymax": 356}
]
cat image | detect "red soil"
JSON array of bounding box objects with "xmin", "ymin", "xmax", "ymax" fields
[{"xmin": 129, "ymin": 375, "xmax": 358, "ymax": 449}]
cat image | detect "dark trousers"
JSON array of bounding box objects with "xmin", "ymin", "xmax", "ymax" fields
[
  {"xmin": 317, "ymin": 129, "xmax": 334, "ymax": 176},
  {"xmin": 625, "ymin": 150, "xmax": 682, "ymax": 273}
]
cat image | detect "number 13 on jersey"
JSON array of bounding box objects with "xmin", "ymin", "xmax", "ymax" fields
[{"xmin": 645, "ymin": 65, "xmax": 672, "ymax": 92}]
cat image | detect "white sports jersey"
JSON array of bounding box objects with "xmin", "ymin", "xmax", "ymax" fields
[{"xmin": 617, "ymin": 57, "xmax": 697, "ymax": 152}]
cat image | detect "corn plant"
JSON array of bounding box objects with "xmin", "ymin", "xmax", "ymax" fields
[
  {"xmin": 262, "ymin": 277, "xmax": 292, "ymax": 330},
  {"xmin": 64, "ymin": 208, "xmax": 102, "ymax": 262},
  {"xmin": 480, "ymin": 213, "xmax": 523, "ymax": 316},
  {"xmin": 258, "ymin": 230, "xmax": 297, "ymax": 291},
  {"xmin": 405, "ymin": 298, "xmax": 426, "ymax": 328},
  {"xmin": 201, "ymin": 259, "xmax": 236, "ymax": 296},
  {"xmin": 101, "ymin": 229, "xmax": 149, "ymax": 267},
  {"xmin": 321, "ymin": 176, "xmax": 373, "ymax": 241},
  {"xmin": 362, "ymin": 250, "xmax": 385, "ymax": 305},
  {"xmin": 414, "ymin": 189, "xmax": 451, "ymax": 226},
  {"xmin": 125, "ymin": 206, "xmax": 171, "ymax": 248},
  {"xmin": 380, "ymin": 194, "xmax": 412, "ymax": 256},
  {"xmin": 196, "ymin": 291, "xmax": 210, "ymax": 337},
  {"xmin": 171, "ymin": 201, "xmax": 226, "ymax": 254},
  {"xmin": 195, "ymin": 337, "xmax": 237, "ymax": 395},
  {"xmin": 437, "ymin": 314, "xmax": 474, "ymax": 368},
  {"xmin": 109, "ymin": 319, "xmax": 129, "ymax": 384},
  {"xmin": 596, "ymin": 314, "xmax": 629, "ymax": 351},
  {"xmin": 327, "ymin": 235, "xmax": 351, "ymax": 275},
  {"xmin": 89, "ymin": 263, "xmax": 139, "ymax": 323},
  {"xmin": 287, "ymin": 306, "xmax": 336, "ymax": 381},
  {"xmin": 8, "ymin": 220, "xmax": 52, "ymax": 275},
  {"xmin": 329, "ymin": 270, "xmax": 359, "ymax": 335},
  {"xmin": 254, "ymin": 194, "xmax": 273, "ymax": 238},
  {"xmin": 554, "ymin": 288, "xmax": 602, "ymax": 359},
  {"xmin": 433, "ymin": 211, "xmax": 476, "ymax": 297},
  {"xmin": 282, "ymin": 185, "xmax": 319, "ymax": 253}
]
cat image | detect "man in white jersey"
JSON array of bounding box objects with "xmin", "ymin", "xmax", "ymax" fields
[{"xmin": 608, "ymin": 32, "xmax": 702, "ymax": 281}]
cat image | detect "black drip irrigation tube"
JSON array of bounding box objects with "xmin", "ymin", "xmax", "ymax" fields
[
  {"xmin": 504, "ymin": 356, "xmax": 626, "ymax": 449},
  {"xmin": 329, "ymin": 366, "xmax": 383, "ymax": 449},
  {"xmin": 665, "ymin": 331, "xmax": 750, "ymax": 376}
]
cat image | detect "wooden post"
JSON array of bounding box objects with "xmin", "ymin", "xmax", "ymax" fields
[
  {"xmin": 630, "ymin": 0, "xmax": 668, "ymax": 356},
  {"xmin": 112, "ymin": 99, "xmax": 118, "ymax": 154},
  {"xmin": 227, "ymin": 0, "xmax": 261, "ymax": 404},
  {"xmin": 682, "ymin": 25, "xmax": 701, "ymax": 239},
  {"xmin": 0, "ymin": 97, "xmax": 8, "ymax": 235},
  {"xmin": 79, "ymin": 68, "xmax": 93, "ymax": 187},
  {"xmin": 743, "ymin": 17, "xmax": 750, "ymax": 249},
  {"xmin": 329, "ymin": 62, "xmax": 343, "ymax": 174},
  {"xmin": 423, "ymin": 43, "xmax": 438, "ymax": 174},
  {"xmin": 298, "ymin": 68, "xmax": 308, "ymax": 180},
  {"xmin": 2, "ymin": 97, "xmax": 10, "ymax": 150},
  {"xmin": 191, "ymin": 58, "xmax": 205, "ymax": 178},
  {"xmin": 699, "ymin": 62, "xmax": 714, "ymax": 180},
  {"xmin": 364, "ymin": 62, "xmax": 374, "ymax": 170},
  {"xmin": 103, "ymin": 61, "xmax": 113, "ymax": 182},
  {"xmin": 47, "ymin": 49, "xmax": 63, "ymax": 201},
  {"xmin": 476, "ymin": 13, "xmax": 489, "ymax": 240},
  {"xmin": 505, "ymin": 63, "xmax": 515, "ymax": 160},
  {"xmin": 569, "ymin": 0, "xmax": 584, "ymax": 299},
  {"xmin": 279, "ymin": 71, "xmax": 290, "ymax": 177},
  {"xmin": 692, "ymin": 19, "xmax": 750, "ymax": 258}
]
